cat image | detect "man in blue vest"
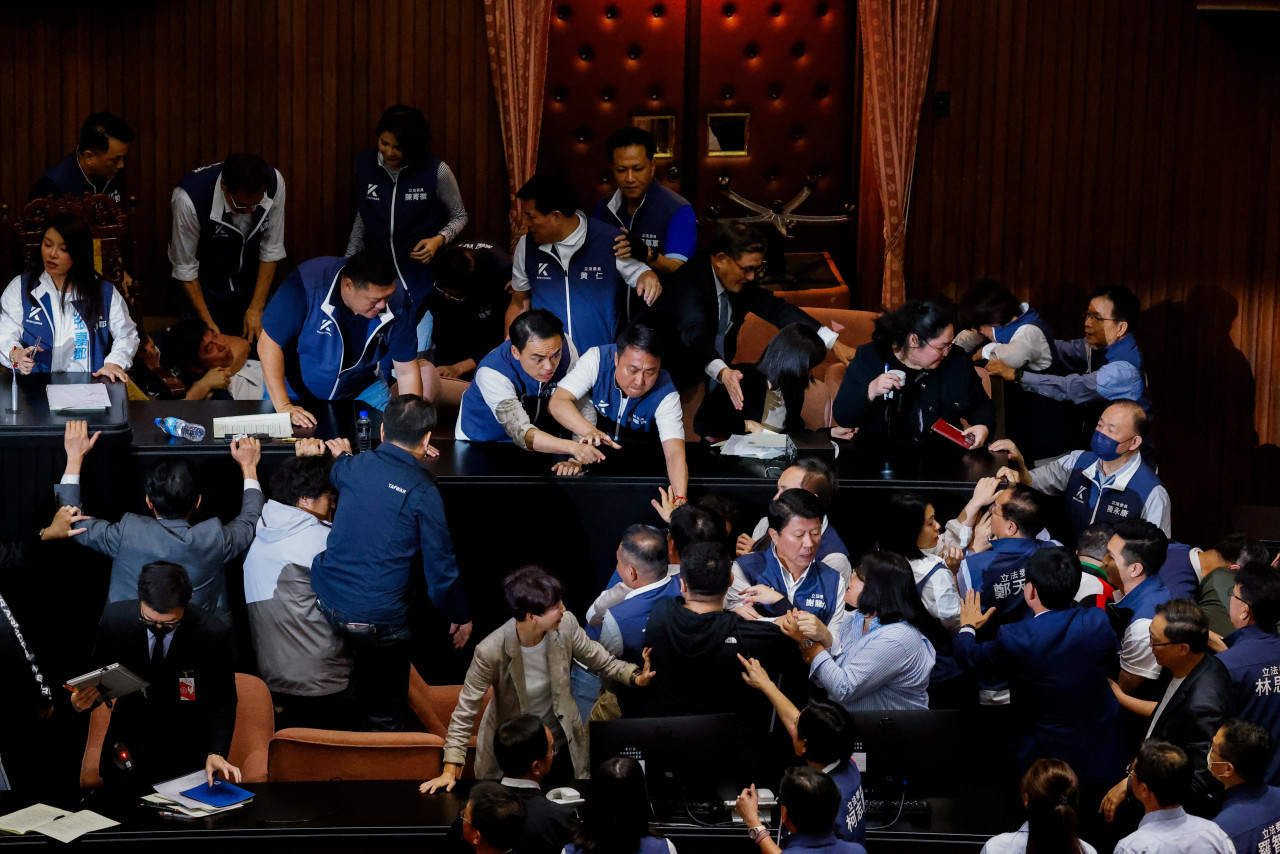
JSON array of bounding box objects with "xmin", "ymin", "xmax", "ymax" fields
[
  {"xmin": 957, "ymin": 547, "xmax": 1127, "ymax": 791},
  {"xmin": 592, "ymin": 524, "xmax": 682, "ymax": 663},
  {"xmin": 258, "ymin": 249, "xmax": 421, "ymax": 428},
  {"xmin": 992, "ymin": 400, "xmax": 1171, "ymax": 546},
  {"xmin": 728, "ymin": 489, "xmax": 847, "ymax": 641},
  {"xmin": 1104, "ymin": 518, "xmax": 1173, "ymax": 697},
  {"xmin": 739, "ymin": 458, "xmax": 852, "ymax": 580},
  {"xmin": 1216, "ymin": 562, "xmax": 1280, "ymax": 786},
  {"xmin": 456, "ymin": 309, "xmax": 604, "ymax": 470},
  {"xmin": 30, "ymin": 112, "xmax": 135, "ymax": 205},
  {"xmin": 506, "ymin": 174, "xmax": 661, "ymax": 353},
  {"xmin": 549, "ymin": 322, "xmax": 688, "ymax": 499},
  {"xmin": 593, "ymin": 126, "xmax": 696, "ymax": 278},
  {"xmin": 1211, "ymin": 719, "xmax": 1280, "ymax": 852},
  {"xmin": 169, "ymin": 153, "xmax": 287, "ymax": 341}
]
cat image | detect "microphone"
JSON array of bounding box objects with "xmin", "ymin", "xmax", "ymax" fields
[{"xmin": 111, "ymin": 742, "xmax": 134, "ymax": 773}]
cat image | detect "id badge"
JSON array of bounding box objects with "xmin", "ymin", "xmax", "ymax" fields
[{"xmin": 178, "ymin": 670, "xmax": 196, "ymax": 702}]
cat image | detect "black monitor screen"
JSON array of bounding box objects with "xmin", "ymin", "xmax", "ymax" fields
[
  {"xmin": 848, "ymin": 710, "xmax": 981, "ymax": 798},
  {"xmin": 590, "ymin": 714, "xmax": 738, "ymax": 808}
]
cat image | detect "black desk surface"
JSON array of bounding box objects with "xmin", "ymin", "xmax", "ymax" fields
[{"xmin": 0, "ymin": 373, "xmax": 130, "ymax": 436}]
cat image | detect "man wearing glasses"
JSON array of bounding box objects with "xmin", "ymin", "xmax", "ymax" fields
[
  {"xmin": 1215, "ymin": 562, "xmax": 1280, "ymax": 786},
  {"xmin": 655, "ymin": 220, "xmax": 853, "ymax": 404},
  {"xmin": 70, "ymin": 562, "xmax": 239, "ymax": 788},
  {"xmin": 170, "ymin": 152, "xmax": 287, "ymax": 341}
]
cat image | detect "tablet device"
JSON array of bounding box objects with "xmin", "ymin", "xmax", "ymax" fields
[{"xmin": 65, "ymin": 663, "xmax": 149, "ymax": 701}]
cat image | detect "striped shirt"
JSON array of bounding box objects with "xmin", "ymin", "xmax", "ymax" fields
[{"xmin": 809, "ymin": 611, "xmax": 935, "ymax": 711}]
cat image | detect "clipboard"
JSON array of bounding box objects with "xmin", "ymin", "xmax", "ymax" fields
[{"xmin": 64, "ymin": 663, "xmax": 150, "ymax": 701}]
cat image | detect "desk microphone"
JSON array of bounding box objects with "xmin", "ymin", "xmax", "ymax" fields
[{"xmin": 111, "ymin": 742, "xmax": 134, "ymax": 773}]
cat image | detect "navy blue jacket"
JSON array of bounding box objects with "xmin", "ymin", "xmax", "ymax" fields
[
  {"xmin": 966, "ymin": 538, "xmax": 1059, "ymax": 630},
  {"xmin": 1215, "ymin": 783, "xmax": 1280, "ymax": 854},
  {"xmin": 353, "ymin": 149, "xmax": 445, "ymax": 304},
  {"xmin": 781, "ymin": 831, "xmax": 867, "ymax": 854},
  {"xmin": 1158, "ymin": 542, "xmax": 1202, "ymax": 602},
  {"xmin": 30, "ymin": 151, "xmax": 124, "ymax": 203},
  {"xmin": 1219, "ymin": 625, "xmax": 1280, "ymax": 786},
  {"xmin": 312, "ymin": 443, "xmax": 470, "ymax": 626},
  {"xmin": 954, "ymin": 606, "xmax": 1126, "ymax": 785}
]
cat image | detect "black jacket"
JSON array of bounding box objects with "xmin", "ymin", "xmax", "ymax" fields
[
  {"xmin": 649, "ymin": 253, "xmax": 822, "ymax": 390},
  {"xmin": 93, "ymin": 599, "xmax": 237, "ymax": 784},
  {"xmin": 1149, "ymin": 653, "xmax": 1232, "ymax": 816},
  {"xmin": 694, "ymin": 364, "xmax": 809, "ymax": 439}
]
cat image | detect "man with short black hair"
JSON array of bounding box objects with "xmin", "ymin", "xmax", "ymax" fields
[
  {"xmin": 70, "ymin": 562, "xmax": 240, "ymax": 788},
  {"xmin": 1075, "ymin": 521, "xmax": 1117, "ymax": 607},
  {"xmin": 594, "ymin": 126, "xmax": 696, "ymax": 277},
  {"xmin": 1105, "ymin": 519, "xmax": 1174, "ymax": 695},
  {"xmin": 56, "ymin": 421, "xmax": 262, "ymax": 627},
  {"xmin": 549, "ymin": 322, "xmax": 688, "ymax": 497},
  {"xmin": 312, "ymin": 394, "xmax": 473, "ymax": 731},
  {"xmin": 741, "ymin": 458, "xmax": 852, "ymax": 579},
  {"xmin": 258, "ymin": 249, "xmax": 422, "ymax": 427},
  {"xmin": 31, "ymin": 112, "xmax": 135, "ymax": 204},
  {"xmin": 159, "ymin": 318, "xmax": 262, "ymax": 401},
  {"xmin": 1197, "ymin": 533, "xmax": 1271, "ymax": 637},
  {"xmin": 490, "ymin": 715, "xmax": 576, "ymax": 854},
  {"xmin": 422, "ymin": 241, "xmax": 512, "ymax": 381},
  {"xmin": 1211, "ymin": 718, "xmax": 1280, "ymax": 853},
  {"xmin": 506, "ymin": 173, "xmax": 660, "ymax": 352},
  {"xmin": 462, "ymin": 781, "xmax": 526, "ymax": 854},
  {"xmin": 1216, "ymin": 562, "xmax": 1280, "ymax": 785},
  {"xmin": 170, "ymin": 152, "xmax": 287, "ymax": 340},
  {"xmin": 1112, "ymin": 740, "xmax": 1233, "ymax": 854},
  {"xmin": 737, "ymin": 766, "xmax": 868, "ymax": 854}
]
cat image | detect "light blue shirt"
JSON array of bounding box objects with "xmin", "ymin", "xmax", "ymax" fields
[
  {"xmin": 981, "ymin": 822, "xmax": 1097, "ymax": 854},
  {"xmin": 809, "ymin": 611, "xmax": 935, "ymax": 711},
  {"xmin": 1115, "ymin": 807, "xmax": 1236, "ymax": 854}
]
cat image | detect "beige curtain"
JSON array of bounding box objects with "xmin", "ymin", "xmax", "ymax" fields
[{"xmin": 858, "ymin": 0, "xmax": 939, "ymax": 308}]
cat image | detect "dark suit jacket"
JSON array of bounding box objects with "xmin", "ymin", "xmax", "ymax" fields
[
  {"xmin": 93, "ymin": 599, "xmax": 237, "ymax": 784},
  {"xmin": 648, "ymin": 252, "xmax": 822, "ymax": 390},
  {"xmin": 1149, "ymin": 653, "xmax": 1232, "ymax": 816},
  {"xmin": 694, "ymin": 365, "xmax": 808, "ymax": 439}
]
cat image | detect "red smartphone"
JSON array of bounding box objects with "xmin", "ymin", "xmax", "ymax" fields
[{"xmin": 931, "ymin": 418, "xmax": 973, "ymax": 448}]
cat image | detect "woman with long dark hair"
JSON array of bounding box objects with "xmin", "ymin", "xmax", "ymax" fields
[
  {"xmin": 694, "ymin": 322, "xmax": 826, "ymax": 438},
  {"xmin": 981, "ymin": 759, "xmax": 1095, "ymax": 854},
  {"xmin": 780, "ymin": 550, "xmax": 935, "ymax": 710},
  {"xmin": 567, "ymin": 756, "xmax": 677, "ymax": 854},
  {"xmin": 832, "ymin": 299, "xmax": 993, "ymax": 447},
  {"xmin": 1, "ymin": 212, "xmax": 138, "ymax": 380}
]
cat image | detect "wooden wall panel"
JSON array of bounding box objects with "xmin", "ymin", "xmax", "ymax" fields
[
  {"xmin": 894, "ymin": 0, "xmax": 1280, "ymax": 542},
  {"xmin": 0, "ymin": 0, "xmax": 509, "ymax": 319}
]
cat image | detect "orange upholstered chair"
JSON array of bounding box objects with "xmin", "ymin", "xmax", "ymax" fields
[
  {"xmin": 407, "ymin": 665, "xmax": 492, "ymax": 778},
  {"xmin": 267, "ymin": 728, "xmax": 445, "ymax": 781},
  {"xmin": 734, "ymin": 308, "xmax": 879, "ymax": 383}
]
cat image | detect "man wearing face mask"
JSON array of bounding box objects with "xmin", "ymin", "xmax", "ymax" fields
[{"xmin": 992, "ymin": 399, "xmax": 1170, "ymax": 547}]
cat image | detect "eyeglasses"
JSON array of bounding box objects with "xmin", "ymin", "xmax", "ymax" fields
[
  {"xmin": 924, "ymin": 338, "xmax": 955, "ymax": 355},
  {"xmin": 139, "ymin": 615, "xmax": 182, "ymax": 631},
  {"xmin": 436, "ymin": 288, "xmax": 464, "ymax": 303},
  {"xmin": 1125, "ymin": 761, "xmax": 1135, "ymax": 777},
  {"xmin": 458, "ymin": 808, "xmax": 471, "ymax": 827},
  {"xmin": 222, "ymin": 186, "xmax": 265, "ymax": 213},
  {"xmin": 1232, "ymin": 593, "xmax": 1252, "ymax": 608},
  {"xmin": 1148, "ymin": 636, "xmax": 1179, "ymax": 647},
  {"xmin": 1084, "ymin": 312, "xmax": 1117, "ymax": 323},
  {"xmin": 729, "ymin": 256, "xmax": 766, "ymax": 278}
]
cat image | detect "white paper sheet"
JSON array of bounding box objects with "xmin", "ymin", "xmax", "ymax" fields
[
  {"xmin": 37, "ymin": 810, "xmax": 119, "ymax": 843},
  {"xmin": 212, "ymin": 412, "xmax": 293, "ymax": 439},
  {"xmin": 0, "ymin": 803, "xmax": 67, "ymax": 834},
  {"xmin": 46, "ymin": 384, "xmax": 111, "ymax": 411}
]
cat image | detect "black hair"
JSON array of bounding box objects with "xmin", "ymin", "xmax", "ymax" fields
[
  {"xmin": 574, "ymin": 756, "xmax": 660, "ymax": 854},
  {"xmin": 756, "ymin": 323, "xmax": 826, "ymax": 431},
  {"xmin": 78, "ymin": 111, "xmax": 134, "ymax": 154},
  {"xmin": 434, "ymin": 245, "xmax": 474, "ymax": 290},
  {"xmin": 516, "ymin": 173, "xmax": 578, "ymax": 218},
  {"xmin": 619, "ymin": 524, "xmax": 668, "ymax": 582},
  {"xmin": 1092, "ymin": 285, "xmax": 1141, "ymax": 327},
  {"xmin": 795, "ymin": 698, "xmax": 856, "ymax": 765},
  {"xmin": 138, "ymin": 561, "xmax": 193, "ymax": 612},
  {"xmin": 694, "ymin": 493, "xmax": 741, "ymax": 542},
  {"xmin": 375, "ymin": 104, "xmax": 432, "ymax": 166},
  {"xmin": 1104, "ymin": 399, "xmax": 1149, "ymax": 440},
  {"xmin": 767, "ymin": 489, "xmax": 824, "ymax": 535},
  {"xmin": 958, "ymin": 279, "xmax": 1022, "ymax": 330},
  {"xmin": 503, "ymin": 565, "xmax": 565, "ymax": 620},
  {"xmin": 680, "ymin": 540, "xmax": 732, "ymax": 597},
  {"xmin": 606, "ymin": 126, "xmax": 656, "ymax": 160},
  {"xmin": 1217, "ymin": 718, "xmax": 1275, "ymax": 785},
  {"xmin": 382, "ymin": 394, "xmax": 437, "ymax": 446},
  {"xmin": 493, "ymin": 715, "xmax": 551, "ymax": 778},
  {"xmin": 1112, "ymin": 518, "xmax": 1169, "ymax": 578},
  {"xmin": 467, "ymin": 781, "xmax": 525, "ymax": 851},
  {"xmin": 877, "ymin": 491, "xmax": 930, "ymax": 560},
  {"xmin": 1019, "ymin": 759, "xmax": 1082, "ymax": 854},
  {"xmin": 27, "ymin": 212, "xmax": 103, "ymax": 327},
  {"xmin": 853, "ymin": 551, "xmax": 931, "ymax": 631},
  {"xmin": 1233, "ymin": 562, "xmax": 1280, "ymax": 633},
  {"xmin": 343, "ymin": 249, "xmax": 399, "ymax": 290},
  {"xmin": 220, "ymin": 153, "xmax": 272, "ymax": 194},
  {"xmin": 161, "ymin": 318, "xmax": 213, "ymax": 373},
  {"xmin": 789, "ymin": 457, "xmax": 838, "ymax": 511},
  {"xmin": 144, "ymin": 458, "xmax": 201, "ymax": 519},
  {"xmin": 779, "ymin": 766, "xmax": 840, "ymax": 835},
  {"xmin": 1076, "ymin": 522, "xmax": 1114, "ymax": 561},
  {"xmin": 669, "ymin": 504, "xmax": 722, "ymax": 556},
  {"xmin": 1000, "ymin": 484, "xmax": 1044, "ymax": 538},
  {"xmin": 871, "ymin": 299, "xmax": 953, "ymax": 354},
  {"xmin": 1155, "ymin": 598, "xmax": 1210, "ymax": 654},
  {"xmin": 268, "ymin": 456, "xmax": 335, "ymax": 508},
  {"xmin": 706, "ymin": 220, "xmax": 768, "ymax": 260},
  {"xmin": 1025, "ymin": 547, "xmax": 1082, "ymax": 611},
  {"xmin": 509, "ymin": 309, "xmax": 565, "ymax": 351},
  {"xmin": 615, "ymin": 322, "xmax": 663, "ymax": 360},
  {"xmin": 1210, "ymin": 532, "xmax": 1270, "ymax": 568},
  {"xmin": 1133, "ymin": 740, "xmax": 1191, "ymax": 808}
]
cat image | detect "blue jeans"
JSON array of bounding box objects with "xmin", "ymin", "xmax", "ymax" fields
[{"xmin": 317, "ymin": 599, "xmax": 412, "ymax": 732}]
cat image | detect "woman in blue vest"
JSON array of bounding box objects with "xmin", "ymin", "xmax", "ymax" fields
[
  {"xmin": 694, "ymin": 322, "xmax": 828, "ymax": 439},
  {"xmin": 1, "ymin": 213, "xmax": 138, "ymax": 380},
  {"xmin": 346, "ymin": 105, "xmax": 469, "ymax": 341},
  {"xmin": 567, "ymin": 756, "xmax": 678, "ymax": 854}
]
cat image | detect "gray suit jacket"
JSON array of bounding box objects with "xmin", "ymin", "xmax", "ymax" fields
[{"xmin": 56, "ymin": 480, "xmax": 264, "ymax": 626}]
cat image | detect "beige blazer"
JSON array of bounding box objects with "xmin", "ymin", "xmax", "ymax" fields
[{"xmin": 443, "ymin": 610, "xmax": 638, "ymax": 779}]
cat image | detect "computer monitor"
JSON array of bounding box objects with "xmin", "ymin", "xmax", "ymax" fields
[
  {"xmin": 590, "ymin": 714, "xmax": 739, "ymax": 812},
  {"xmin": 847, "ymin": 710, "xmax": 985, "ymax": 798}
]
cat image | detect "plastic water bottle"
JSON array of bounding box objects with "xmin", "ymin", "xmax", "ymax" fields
[
  {"xmin": 154, "ymin": 416, "xmax": 206, "ymax": 443},
  {"xmin": 356, "ymin": 410, "xmax": 372, "ymax": 452}
]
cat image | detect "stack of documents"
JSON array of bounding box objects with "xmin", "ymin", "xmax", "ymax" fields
[
  {"xmin": 46, "ymin": 384, "xmax": 112, "ymax": 412},
  {"xmin": 0, "ymin": 803, "xmax": 119, "ymax": 842},
  {"xmin": 147, "ymin": 770, "xmax": 254, "ymax": 817},
  {"xmin": 211, "ymin": 411, "xmax": 293, "ymax": 439},
  {"xmin": 717, "ymin": 431, "xmax": 796, "ymax": 460}
]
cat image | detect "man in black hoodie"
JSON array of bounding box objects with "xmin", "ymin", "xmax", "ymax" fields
[{"xmin": 639, "ymin": 540, "xmax": 806, "ymax": 779}]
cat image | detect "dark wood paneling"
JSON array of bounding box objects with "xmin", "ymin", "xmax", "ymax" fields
[
  {"xmin": 0, "ymin": 0, "xmax": 508, "ymax": 319},
  {"xmin": 891, "ymin": 0, "xmax": 1280, "ymax": 542}
]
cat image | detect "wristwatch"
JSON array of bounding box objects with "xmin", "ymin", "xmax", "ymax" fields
[
  {"xmin": 799, "ymin": 638, "xmax": 817, "ymax": 651},
  {"xmin": 1013, "ymin": 367, "xmax": 1024, "ymax": 385},
  {"xmin": 748, "ymin": 825, "xmax": 769, "ymax": 843}
]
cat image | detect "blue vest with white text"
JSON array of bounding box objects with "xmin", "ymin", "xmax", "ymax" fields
[
  {"xmin": 179, "ymin": 162, "xmax": 279, "ymax": 298},
  {"xmin": 458, "ymin": 338, "xmax": 571, "ymax": 442},
  {"xmin": 41, "ymin": 152, "xmax": 123, "ymax": 203},
  {"xmin": 828, "ymin": 758, "xmax": 867, "ymax": 845},
  {"xmin": 1219, "ymin": 625, "xmax": 1280, "ymax": 786},
  {"xmin": 353, "ymin": 150, "xmax": 444, "ymax": 304},
  {"xmin": 736, "ymin": 548, "xmax": 842, "ymax": 625},
  {"xmin": 285, "ymin": 256, "xmax": 408, "ymax": 401},
  {"xmin": 611, "ymin": 576, "xmax": 683, "ymax": 663},
  {"xmin": 593, "ymin": 184, "xmax": 691, "ymax": 259},
  {"xmin": 967, "ymin": 538, "xmax": 1058, "ymax": 629},
  {"xmin": 523, "ymin": 218, "xmax": 626, "ymax": 352},
  {"xmin": 992, "ymin": 307, "xmax": 1061, "ymax": 372},
  {"xmin": 588, "ymin": 344, "xmax": 678, "ymax": 447},
  {"xmin": 1096, "ymin": 335, "xmax": 1151, "ymax": 413},
  {"xmin": 19, "ymin": 274, "xmax": 115, "ymax": 373},
  {"xmin": 1064, "ymin": 452, "xmax": 1164, "ymax": 539}
]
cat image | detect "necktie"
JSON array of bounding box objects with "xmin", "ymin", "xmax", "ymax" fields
[
  {"xmin": 714, "ymin": 291, "xmax": 732, "ymax": 360},
  {"xmin": 150, "ymin": 630, "xmax": 165, "ymax": 674}
]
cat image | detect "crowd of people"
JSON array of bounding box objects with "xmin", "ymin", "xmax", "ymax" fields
[{"xmin": 1, "ymin": 108, "xmax": 1279, "ymax": 854}]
